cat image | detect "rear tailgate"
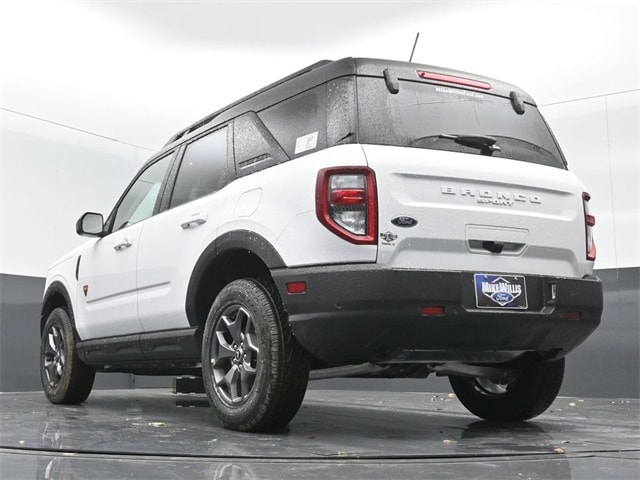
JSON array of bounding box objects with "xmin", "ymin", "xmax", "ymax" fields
[{"xmin": 363, "ymin": 145, "xmax": 591, "ymax": 279}]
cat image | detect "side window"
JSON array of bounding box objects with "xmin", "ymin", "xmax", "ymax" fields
[
  {"xmin": 112, "ymin": 154, "xmax": 173, "ymax": 231},
  {"xmin": 258, "ymin": 84, "xmax": 327, "ymax": 158},
  {"xmin": 170, "ymin": 127, "xmax": 230, "ymax": 208}
]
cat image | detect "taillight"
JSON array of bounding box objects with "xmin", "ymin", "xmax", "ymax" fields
[
  {"xmin": 583, "ymin": 192, "xmax": 596, "ymax": 261},
  {"xmin": 316, "ymin": 167, "xmax": 377, "ymax": 244}
]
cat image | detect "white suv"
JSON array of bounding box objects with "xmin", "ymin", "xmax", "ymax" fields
[{"xmin": 40, "ymin": 58, "xmax": 602, "ymax": 432}]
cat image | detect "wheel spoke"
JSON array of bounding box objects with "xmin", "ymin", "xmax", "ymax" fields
[
  {"xmin": 225, "ymin": 311, "xmax": 244, "ymax": 345},
  {"xmin": 214, "ymin": 331, "xmax": 235, "ymax": 360},
  {"xmin": 47, "ymin": 331, "xmax": 58, "ymax": 354},
  {"xmin": 239, "ymin": 367, "xmax": 254, "ymax": 397},
  {"xmin": 219, "ymin": 364, "xmax": 237, "ymax": 387},
  {"xmin": 44, "ymin": 338, "xmax": 56, "ymax": 357},
  {"xmin": 216, "ymin": 365, "xmax": 235, "ymax": 386},
  {"xmin": 242, "ymin": 357, "xmax": 256, "ymax": 374},
  {"xmin": 43, "ymin": 326, "xmax": 66, "ymax": 387},
  {"xmin": 224, "ymin": 365, "xmax": 240, "ymax": 401},
  {"xmin": 52, "ymin": 327, "xmax": 64, "ymax": 351},
  {"xmin": 244, "ymin": 329, "xmax": 258, "ymax": 352},
  {"xmin": 44, "ymin": 360, "xmax": 57, "ymax": 385},
  {"xmin": 475, "ymin": 378, "xmax": 509, "ymax": 395}
]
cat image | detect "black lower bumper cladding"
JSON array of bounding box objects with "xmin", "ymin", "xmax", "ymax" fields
[{"xmin": 272, "ymin": 265, "xmax": 602, "ymax": 365}]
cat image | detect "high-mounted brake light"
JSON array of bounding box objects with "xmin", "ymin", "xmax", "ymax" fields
[
  {"xmin": 416, "ymin": 70, "xmax": 491, "ymax": 90},
  {"xmin": 583, "ymin": 192, "xmax": 597, "ymax": 261},
  {"xmin": 316, "ymin": 167, "xmax": 377, "ymax": 245}
]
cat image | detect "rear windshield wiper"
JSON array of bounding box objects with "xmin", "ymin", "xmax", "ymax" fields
[{"xmin": 439, "ymin": 134, "xmax": 501, "ymax": 152}]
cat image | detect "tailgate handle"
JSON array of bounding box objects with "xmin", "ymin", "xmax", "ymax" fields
[
  {"xmin": 468, "ymin": 239, "xmax": 525, "ymax": 254},
  {"xmin": 482, "ymin": 241, "xmax": 504, "ymax": 254}
]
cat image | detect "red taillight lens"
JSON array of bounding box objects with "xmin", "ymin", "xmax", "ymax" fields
[
  {"xmin": 583, "ymin": 192, "xmax": 597, "ymax": 261},
  {"xmin": 330, "ymin": 189, "xmax": 366, "ymax": 205},
  {"xmin": 316, "ymin": 167, "xmax": 377, "ymax": 244}
]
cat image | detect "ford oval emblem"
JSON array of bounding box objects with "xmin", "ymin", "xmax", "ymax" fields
[{"xmin": 391, "ymin": 216, "xmax": 418, "ymax": 228}]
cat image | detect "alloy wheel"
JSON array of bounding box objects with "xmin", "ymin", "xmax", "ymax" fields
[
  {"xmin": 43, "ymin": 325, "xmax": 65, "ymax": 388},
  {"xmin": 209, "ymin": 305, "xmax": 260, "ymax": 405}
]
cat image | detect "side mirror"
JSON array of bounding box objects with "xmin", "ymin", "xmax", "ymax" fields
[{"xmin": 76, "ymin": 212, "xmax": 105, "ymax": 237}]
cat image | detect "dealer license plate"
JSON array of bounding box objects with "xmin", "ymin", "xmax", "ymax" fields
[{"xmin": 474, "ymin": 274, "xmax": 528, "ymax": 309}]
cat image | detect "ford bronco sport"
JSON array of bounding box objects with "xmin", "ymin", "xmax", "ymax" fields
[{"xmin": 40, "ymin": 58, "xmax": 602, "ymax": 432}]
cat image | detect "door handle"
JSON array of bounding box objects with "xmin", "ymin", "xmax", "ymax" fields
[
  {"xmin": 181, "ymin": 213, "xmax": 208, "ymax": 229},
  {"xmin": 113, "ymin": 238, "xmax": 133, "ymax": 251}
]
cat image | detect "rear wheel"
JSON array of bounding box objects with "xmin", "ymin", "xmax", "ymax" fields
[
  {"xmin": 202, "ymin": 279, "xmax": 309, "ymax": 432},
  {"xmin": 40, "ymin": 307, "xmax": 95, "ymax": 404},
  {"xmin": 449, "ymin": 357, "xmax": 565, "ymax": 421}
]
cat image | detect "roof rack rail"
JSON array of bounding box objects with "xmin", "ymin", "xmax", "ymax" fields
[{"xmin": 164, "ymin": 59, "xmax": 333, "ymax": 147}]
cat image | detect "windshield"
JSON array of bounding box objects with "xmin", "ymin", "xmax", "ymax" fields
[{"xmin": 357, "ymin": 78, "xmax": 565, "ymax": 169}]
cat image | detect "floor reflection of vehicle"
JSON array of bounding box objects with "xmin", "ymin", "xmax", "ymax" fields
[
  {"xmin": 455, "ymin": 420, "xmax": 573, "ymax": 479},
  {"xmin": 33, "ymin": 415, "xmax": 573, "ymax": 480}
]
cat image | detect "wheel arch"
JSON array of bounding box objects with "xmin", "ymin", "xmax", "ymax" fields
[
  {"xmin": 185, "ymin": 230, "xmax": 286, "ymax": 334},
  {"xmin": 41, "ymin": 281, "xmax": 75, "ymax": 334}
]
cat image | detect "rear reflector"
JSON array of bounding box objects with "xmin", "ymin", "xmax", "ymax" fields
[
  {"xmin": 421, "ymin": 306, "xmax": 445, "ymax": 316},
  {"xmin": 286, "ymin": 282, "xmax": 307, "ymax": 295},
  {"xmin": 416, "ymin": 70, "xmax": 491, "ymax": 90},
  {"xmin": 565, "ymin": 310, "xmax": 582, "ymax": 320}
]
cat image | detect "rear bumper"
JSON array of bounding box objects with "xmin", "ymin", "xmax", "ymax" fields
[{"xmin": 271, "ymin": 265, "xmax": 602, "ymax": 365}]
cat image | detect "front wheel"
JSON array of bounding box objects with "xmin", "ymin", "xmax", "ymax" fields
[
  {"xmin": 40, "ymin": 307, "xmax": 95, "ymax": 404},
  {"xmin": 449, "ymin": 358, "xmax": 565, "ymax": 421},
  {"xmin": 201, "ymin": 279, "xmax": 309, "ymax": 432}
]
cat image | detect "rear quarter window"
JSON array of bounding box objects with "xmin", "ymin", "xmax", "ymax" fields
[{"xmin": 258, "ymin": 84, "xmax": 328, "ymax": 158}]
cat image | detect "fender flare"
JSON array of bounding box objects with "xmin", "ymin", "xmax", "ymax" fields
[
  {"xmin": 185, "ymin": 230, "xmax": 285, "ymax": 327},
  {"xmin": 41, "ymin": 281, "xmax": 75, "ymax": 332}
]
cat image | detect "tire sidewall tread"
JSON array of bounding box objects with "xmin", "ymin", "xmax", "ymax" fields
[
  {"xmin": 40, "ymin": 307, "xmax": 95, "ymax": 405},
  {"xmin": 201, "ymin": 279, "xmax": 309, "ymax": 432},
  {"xmin": 449, "ymin": 358, "xmax": 565, "ymax": 422}
]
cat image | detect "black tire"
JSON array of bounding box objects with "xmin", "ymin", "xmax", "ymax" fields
[
  {"xmin": 449, "ymin": 358, "xmax": 565, "ymax": 421},
  {"xmin": 40, "ymin": 307, "xmax": 95, "ymax": 404},
  {"xmin": 201, "ymin": 279, "xmax": 310, "ymax": 432}
]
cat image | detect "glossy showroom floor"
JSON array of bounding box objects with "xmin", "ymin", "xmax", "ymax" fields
[{"xmin": 1, "ymin": 389, "xmax": 638, "ymax": 479}]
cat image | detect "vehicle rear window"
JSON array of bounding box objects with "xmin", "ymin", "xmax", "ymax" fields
[{"xmin": 356, "ymin": 78, "xmax": 565, "ymax": 169}]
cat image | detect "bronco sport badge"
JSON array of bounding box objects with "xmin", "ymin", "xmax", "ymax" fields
[{"xmin": 474, "ymin": 274, "xmax": 528, "ymax": 309}]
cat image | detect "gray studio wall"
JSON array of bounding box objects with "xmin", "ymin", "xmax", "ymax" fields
[{"xmin": 1, "ymin": 85, "xmax": 639, "ymax": 396}]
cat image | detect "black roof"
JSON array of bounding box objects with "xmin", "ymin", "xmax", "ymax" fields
[{"xmin": 163, "ymin": 57, "xmax": 535, "ymax": 149}]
